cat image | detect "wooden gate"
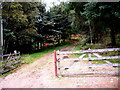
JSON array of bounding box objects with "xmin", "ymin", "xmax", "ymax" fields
[
  {"xmin": 0, "ymin": 51, "xmax": 21, "ymax": 74},
  {"xmin": 54, "ymin": 48, "xmax": 120, "ymax": 77}
]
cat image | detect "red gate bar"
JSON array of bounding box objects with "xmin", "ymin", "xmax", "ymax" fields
[{"xmin": 54, "ymin": 50, "xmax": 58, "ymax": 77}]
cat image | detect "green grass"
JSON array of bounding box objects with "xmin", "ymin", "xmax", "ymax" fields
[
  {"xmin": 101, "ymin": 50, "xmax": 120, "ymax": 63},
  {"xmin": 72, "ymin": 43, "xmax": 120, "ymax": 64},
  {"xmin": 0, "ymin": 70, "xmax": 13, "ymax": 77},
  {"xmin": 0, "ymin": 42, "xmax": 75, "ymax": 77},
  {"xmin": 73, "ymin": 45, "xmax": 81, "ymax": 51},
  {"xmin": 73, "ymin": 43, "xmax": 105, "ymax": 52},
  {"xmin": 106, "ymin": 59, "xmax": 120, "ymax": 63},
  {"xmin": 92, "ymin": 60, "xmax": 106, "ymax": 64},
  {"xmin": 21, "ymin": 42, "xmax": 75, "ymax": 64}
]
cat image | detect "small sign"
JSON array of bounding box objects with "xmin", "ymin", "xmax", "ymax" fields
[{"xmin": 45, "ymin": 43, "xmax": 49, "ymax": 46}]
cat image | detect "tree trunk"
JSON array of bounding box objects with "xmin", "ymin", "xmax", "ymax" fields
[
  {"xmin": 110, "ymin": 29, "xmax": 116, "ymax": 47},
  {"xmin": 89, "ymin": 21, "xmax": 93, "ymax": 44},
  {"xmin": 110, "ymin": 17, "xmax": 116, "ymax": 47},
  {"xmin": 57, "ymin": 34, "xmax": 60, "ymax": 44},
  {"xmin": 5, "ymin": 40, "xmax": 9, "ymax": 54}
]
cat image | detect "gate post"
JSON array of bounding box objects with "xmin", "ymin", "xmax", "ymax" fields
[{"xmin": 54, "ymin": 50, "xmax": 58, "ymax": 77}]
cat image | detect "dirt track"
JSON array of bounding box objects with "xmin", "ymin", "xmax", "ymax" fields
[{"xmin": 0, "ymin": 44, "xmax": 119, "ymax": 88}]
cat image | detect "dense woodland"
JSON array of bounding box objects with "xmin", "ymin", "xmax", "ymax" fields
[{"xmin": 2, "ymin": 2, "xmax": 120, "ymax": 54}]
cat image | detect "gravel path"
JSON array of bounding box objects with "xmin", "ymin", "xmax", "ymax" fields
[{"xmin": 0, "ymin": 44, "xmax": 119, "ymax": 88}]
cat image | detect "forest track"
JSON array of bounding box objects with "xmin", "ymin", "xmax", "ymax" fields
[{"xmin": 0, "ymin": 42, "xmax": 119, "ymax": 88}]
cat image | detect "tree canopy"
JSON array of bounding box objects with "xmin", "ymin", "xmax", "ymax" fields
[
  {"xmin": 2, "ymin": 2, "xmax": 120, "ymax": 54},
  {"xmin": 3, "ymin": 2, "xmax": 72, "ymax": 53},
  {"xmin": 65, "ymin": 2, "xmax": 120, "ymax": 45}
]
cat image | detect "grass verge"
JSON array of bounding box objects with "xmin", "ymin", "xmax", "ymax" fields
[
  {"xmin": 0, "ymin": 42, "xmax": 75, "ymax": 77},
  {"xmin": 72, "ymin": 43, "xmax": 120, "ymax": 64},
  {"xmin": 21, "ymin": 42, "xmax": 75, "ymax": 64}
]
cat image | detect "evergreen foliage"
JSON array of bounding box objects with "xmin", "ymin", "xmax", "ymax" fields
[{"xmin": 2, "ymin": 2, "xmax": 120, "ymax": 53}]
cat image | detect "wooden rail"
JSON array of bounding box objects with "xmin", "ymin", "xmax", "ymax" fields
[
  {"xmin": 60, "ymin": 56, "xmax": 120, "ymax": 61},
  {"xmin": 1, "ymin": 60, "xmax": 21, "ymax": 68},
  {"xmin": 0, "ymin": 52, "xmax": 21, "ymax": 74},
  {"xmin": 59, "ymin": 71, "xmax": 120, "ymax": 76},
  {"xmin": 0, "ymin": 56, "xmax": 20, "ymax": 62},
  {"xmin": 57, "ymin": 48, "xmax": 120, "ymax": 54},
  {"xmin": 58, "ymin": 64, "xmax": 120, "ymax": 69},
  {"xmin": 54, "ymin": 48, "xmax": 120, "ymax": 77},
  {"xmin": 0, "ymin": 52, "xmax": 20, "ymax": 57}
]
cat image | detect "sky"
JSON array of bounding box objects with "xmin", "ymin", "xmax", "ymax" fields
[{"xmin": 42, "ymin": 0, "xmax": 68, "ymax": 11}]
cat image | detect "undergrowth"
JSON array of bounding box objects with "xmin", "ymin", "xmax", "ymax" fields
[{"xmin": 21, "ymin": 42, "xmax": 74, "ymax": 64}]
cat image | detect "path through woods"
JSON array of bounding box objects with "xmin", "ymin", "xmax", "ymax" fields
[{"xmin": 0, "ymin": 43, "xmax": 119, "ymax": 88}]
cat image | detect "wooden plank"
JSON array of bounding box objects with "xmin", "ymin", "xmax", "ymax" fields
[
  {"xmin": 104, "ymin": 60, "xmax": 113, "ymax": 64},
  {"xmin": 3, "ymin": 56, "xmax": 20, "ymax": 62},
  {"xmin": 0, "ymin": 67, "xmax": 16, "ymax": 74},
  {"xmin": 88, "ymin": 53, "xmax": 92, "ymax": 59},
  {"xmin": 62, "ymin": 54, "xmax": 87, "ymax": 70},
  {"xmin": 60, "ymin": 56, "xmax": 120, "ymax": 61},
  {"xmin": 93, "ymin": 53, "xmax": 113, "ymax": 64},
  {"xmin": 0, "ymin": 56, "xmax": 20, "ymax": 62},
  {"xmin": 79, "ymin": 54, "xmax": 86, "ymax": 58},
  {"xmin": 57, "ymin": 48, "xmax": 120, "ymax": 54},
  {"xmin": 93, "ymin": 53, "xmax": 102, "ymax": 57},
  {"xmin": 58, "ymin": 63, "xmax": 120, "ymax": 68},
  {"xmin": 88, "ymin": 53, "xmax": 92, "ymax": 68},
  {"xmin": 0, "ymin": 54, "xmax": 11, "ymax": 57},
  {"xmin": 1, "ymin": 60, "xmax": 22, "ymax": 67},
  {"xmin": 1, "ymin": 65, "xmax": 19, "ymax": 74},
  {"xmin": 0, "ymin": 52, "xmax": 20, "ymax": 57},
  {"xmin": 4, "ymin": 53, "xmax": 11, "ymax": 62},
  {"xmin": 59, "ymin": 71, "xmax": 120, "ymax": 76}
]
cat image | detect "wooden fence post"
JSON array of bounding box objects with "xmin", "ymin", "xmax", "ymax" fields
[{"xmin": 54, "ymin": 50, "xmax": 58, "ymax": 77}]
